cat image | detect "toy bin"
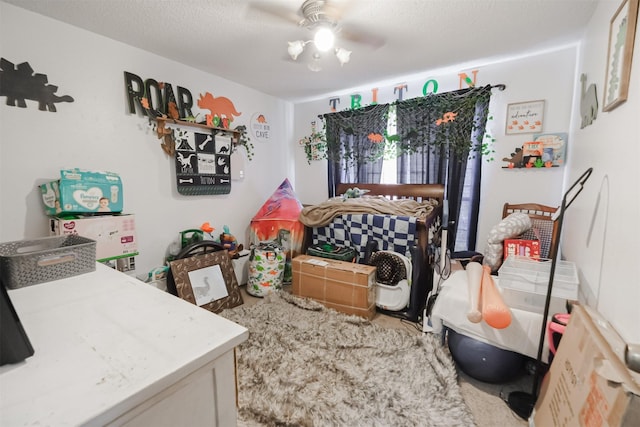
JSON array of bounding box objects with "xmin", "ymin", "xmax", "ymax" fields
[
  {"xmin": 0, "ymin": 235, "xmax": 96, "ymax": 289},
  {"xmin": 247, "ymin": 242, "xmax": 285, "ymax": 297},
  {"xmin": 498, "ymin": 255, "xmax": 579, "ymax": 299}
]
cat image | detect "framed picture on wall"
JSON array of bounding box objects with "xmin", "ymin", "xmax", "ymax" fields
[
  {"xmin": 505, "ymin": 100, "xmax": 545, "ymax": 134},
  {"xmin": 603, "ymin": 0, "xmax": 639, "ymax": 112}
]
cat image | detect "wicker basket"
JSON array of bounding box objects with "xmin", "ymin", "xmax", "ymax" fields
[{"xmin": 0, "ymin": 235, "xmax": 96, "ymax": 289}]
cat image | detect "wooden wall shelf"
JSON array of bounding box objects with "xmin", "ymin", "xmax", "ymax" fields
[{"xmin": 156, "ymin": 117, "xmax": 240, "ymax": 136}]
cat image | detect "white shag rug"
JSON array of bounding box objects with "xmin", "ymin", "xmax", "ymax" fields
[{"xmin": 220, "ymin": 292, "xmax": 476, "ymax": 427}]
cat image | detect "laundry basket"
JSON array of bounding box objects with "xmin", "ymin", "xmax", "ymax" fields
[
  {"xmin": 0, "ymin": 235, "xmax": 96, "ymax": 289},
  {"xmin": 247, "ymin": 241, "xmax": 285, "ymax": 297}
]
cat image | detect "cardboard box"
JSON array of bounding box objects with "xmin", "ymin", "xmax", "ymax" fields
[
  {"xmin": 50, "ymin": 214, "xmax": 138, "ymax": 262},
  {"xmin": 503, "ymin": 239, "xmax": 540, "ymax": 260},
  {"xmin": 533, "ymin": 304, "xmax": 640, "ymax": 426},
  {"xmin": 291, "ymin": 255, "xmax": 376, "ymax": 319},
  {"xmin": 40, "ymin": 169, "xmax": 123, "ymax": 215}
]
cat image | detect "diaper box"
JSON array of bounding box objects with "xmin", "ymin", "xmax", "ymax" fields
[
  {"xmin": 50, "ymin": 214, "xmax": 137, "ymax": 262},
  {"xmin": 40, "ymin": 169, "xmax": 123, "ymax": 215}
]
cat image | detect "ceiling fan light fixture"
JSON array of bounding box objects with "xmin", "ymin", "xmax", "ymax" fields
[
  {"xmin": 307, "ymin": 61, "xmax": 322, "ymax": 72},
  {"xmin": 287, "ymin": 40, "xmax": 305, "ymax": 60},
  {"xmin": 313, "ymin": 27, "xmax": 335, "ymax": 52},
  {"xmin": 335, "ymin": 47, "xmax": 351, "ymax": 66}
]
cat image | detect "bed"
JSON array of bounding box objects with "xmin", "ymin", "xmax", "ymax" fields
[{"xmin": 298, "ymin": 183, "xmax": 445, "ymax": 319}]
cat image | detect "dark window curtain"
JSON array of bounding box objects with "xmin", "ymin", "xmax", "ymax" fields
[
  {"xmin": 324, "ymin": 104, "xmax": 389, "ymax": 197},
  {"xmin": 395, "ymin": 86, "xmax": 492, "ymax": 252}
]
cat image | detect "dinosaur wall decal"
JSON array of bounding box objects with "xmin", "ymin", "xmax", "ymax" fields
[
  {"xmin": 197, "ymin": 92, "xmax": 241, "ymax": 121},
  {"xmin": 580, "ymin": 73, "xmax": 598, "ymax": 128},
  {"xmin": 0, "ymin": 58, "xmax": 74, "ymax": 112},
  {"xmin": 502, "ymin": 147, "xmax": 524, "ymax": 168}
]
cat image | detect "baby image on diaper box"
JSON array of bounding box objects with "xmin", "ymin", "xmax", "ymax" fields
[{"xmin": 40, "ymin": 169, "xmax": 123, "ymax": 215}]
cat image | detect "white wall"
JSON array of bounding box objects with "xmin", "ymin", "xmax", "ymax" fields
[
  {"xmin": 563, "ymin": 0, "xmax": 640, "ymax": 344},
  {"xmin": 0, "ymin": 3, "xmax": 294, "ymax": 276}
]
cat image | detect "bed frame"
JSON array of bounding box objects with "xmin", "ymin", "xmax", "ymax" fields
[
  {"xmin": 333, "ymin": 183, "xmax": 445, "ymax": 321},
  {"xmin": 335, "ymin": 183, "xmax": 445, "ymax": 203},
  {"xmin": 335, "ymin": 183, "xmax": 445, "ymax": 259}
]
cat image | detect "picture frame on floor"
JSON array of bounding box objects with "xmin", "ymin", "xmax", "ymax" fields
[
  {"xmin": 169, "ymin": 251, "xmax": 243, "ymax": 313},
  {"xmin": 603, "ymin": 0, "xmax": 639, "ymax": 112}
]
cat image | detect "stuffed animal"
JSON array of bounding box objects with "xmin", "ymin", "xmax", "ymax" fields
[
  {"xmin": 342, "ymin": 187, "xmax": 370, "ymax": 200},
  {"xmin": 220, "ymin": 225, "xmax": 238, "ymax": 251}
]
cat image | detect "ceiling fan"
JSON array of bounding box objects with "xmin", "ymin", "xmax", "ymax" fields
[{"xmin": 248, "ymin": 0, "xmax": 385, "ymax": 71}]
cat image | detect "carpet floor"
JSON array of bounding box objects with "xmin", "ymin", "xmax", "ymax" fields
[
  {"xmin": 231, "ymin": 286, "xmax": 529, "ymax": 427},
  {"xmin": 222, "ymin": 290, "xmax": 477, "ymax": 426}
]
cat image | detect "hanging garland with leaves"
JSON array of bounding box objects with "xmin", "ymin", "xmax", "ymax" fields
[
  {"xmin": 299, "ymin": 121, "xmax": 327, "ymax": 164},
  {"xmin": 394, "ymin": 85, "xmax": 492, "ymax": 159},
  {"xmin": 324, "ymin": 103, "xmax": 390, "ymax": 166},
  {"xmin": 302, "ymin": 85, "xmax": 495, "ymax": 165},
  {"xmin": 232, "ymin": 125, "xmax": 255, "ymax": 161}
]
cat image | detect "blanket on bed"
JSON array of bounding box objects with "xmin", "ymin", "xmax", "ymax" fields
[{"xmin": 299, "ymin": 196, "xmax": 438, "ymax": 227}]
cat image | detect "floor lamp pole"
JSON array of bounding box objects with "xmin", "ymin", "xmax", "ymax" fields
[{"xmin": 507, "ymin": 167, "xmax": 593, "ymax": 420}]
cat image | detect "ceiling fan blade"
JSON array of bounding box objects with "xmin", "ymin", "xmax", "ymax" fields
[
  {"xmin": 246, "ymin": 1, "xmax": 302, "ymax": 26},
  {"xmin": 303, "ymin": 0, "xmax": 348, "ymax": 23},
  {"xmin": 339, "ymin": 24, "xmax": 385, "ymax": 49}
]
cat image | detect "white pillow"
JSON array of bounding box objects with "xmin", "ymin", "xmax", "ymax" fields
[{"xmin": 484, "ymin": 212, "xmax": 532, "ymax": 271}]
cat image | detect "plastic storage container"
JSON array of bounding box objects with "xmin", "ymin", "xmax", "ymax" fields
[
  {"xmin": 498, "ymin": 255, "xmax": 579, "ymax": 299},
  {"xmin": 0, "ymin": 235, "xmax": 96, "ymax": 289}
]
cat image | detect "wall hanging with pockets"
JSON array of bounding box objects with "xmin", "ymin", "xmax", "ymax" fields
[{"xmin": 174, "ymin": 126, "xmax": 235, "ymax": 195}]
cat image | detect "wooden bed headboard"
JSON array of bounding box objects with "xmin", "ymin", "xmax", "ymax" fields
[{"xmin": 335, "ymin": 183, "xmax": 445, "ymax": 204}]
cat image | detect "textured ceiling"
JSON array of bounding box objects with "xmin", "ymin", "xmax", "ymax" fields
[{"xmin": 4, "ymin": 0, "xmax": 599, "ymax": 102}]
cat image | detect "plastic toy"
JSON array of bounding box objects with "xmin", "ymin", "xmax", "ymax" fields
[
  {"xmin": 200, "ymin": 222, "xmax": 217, "ymax": 240},
  {"xmin": 180, "ymin": 229, "xmax": 204, "ymax": 248},
  {"xmin": 219, "ymin": 225, "xmax": 237, "ymax": 250},
  {"xmin": 481, "ymin": 265, "xmax": 512, "ymax": 329},
  {"xmin": 341, "ymin": 187, "xmax": 370, "ymax": 200}
]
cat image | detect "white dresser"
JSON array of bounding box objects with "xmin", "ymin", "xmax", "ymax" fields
[{"xmin": 0, "ymin": 263, "xmax": 248, "ymax": 426}]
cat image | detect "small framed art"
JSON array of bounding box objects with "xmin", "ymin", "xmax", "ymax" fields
[
  {"xmin": 505, "ymin": 100, "xmax": 545, "ymax": 134},
  {"xmin": 603, "ymin": 0, "xmax": 639, "ymax": 112},
  {"xmin": 169, "ymin": 251, "xmax": 243, "ymax": 313}
]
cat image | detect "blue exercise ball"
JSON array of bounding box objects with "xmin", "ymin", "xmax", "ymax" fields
[{"xmin": 447, "ymin": 328, "xmax": 525, "ymax": 383}]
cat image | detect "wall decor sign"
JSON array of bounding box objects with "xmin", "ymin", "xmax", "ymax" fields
[
  {"xmin": 0, "ymin": 58, "xmax": 74, "ymax": 112},
  {"xmin": 326, "ymin": 70, "xmax": 480, "ymax": 111},
  {"xmin": 169, "ymin": 251, "xmax": 243, "ymax": 313},
  {"xmin": 250, "ymin": 112, "xmax": 271, "ymax": 142},
  {"xmin": 533, "ymin": 132, "xmax": 567, "ymax": 166},
  {"xmin": 125, "ymin": 71, "xmax": 194, "ymax": 119},
  {"xmin": 603, "ymin": 0, "xmax": 639, "ymax": 112},
  {"xmin": 174, "ymin": 128, "xmax": 232, "ymax": 195},
  {"xmin": 505, "ymin": 100, "xmax": 545, "ymax": 135}
]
